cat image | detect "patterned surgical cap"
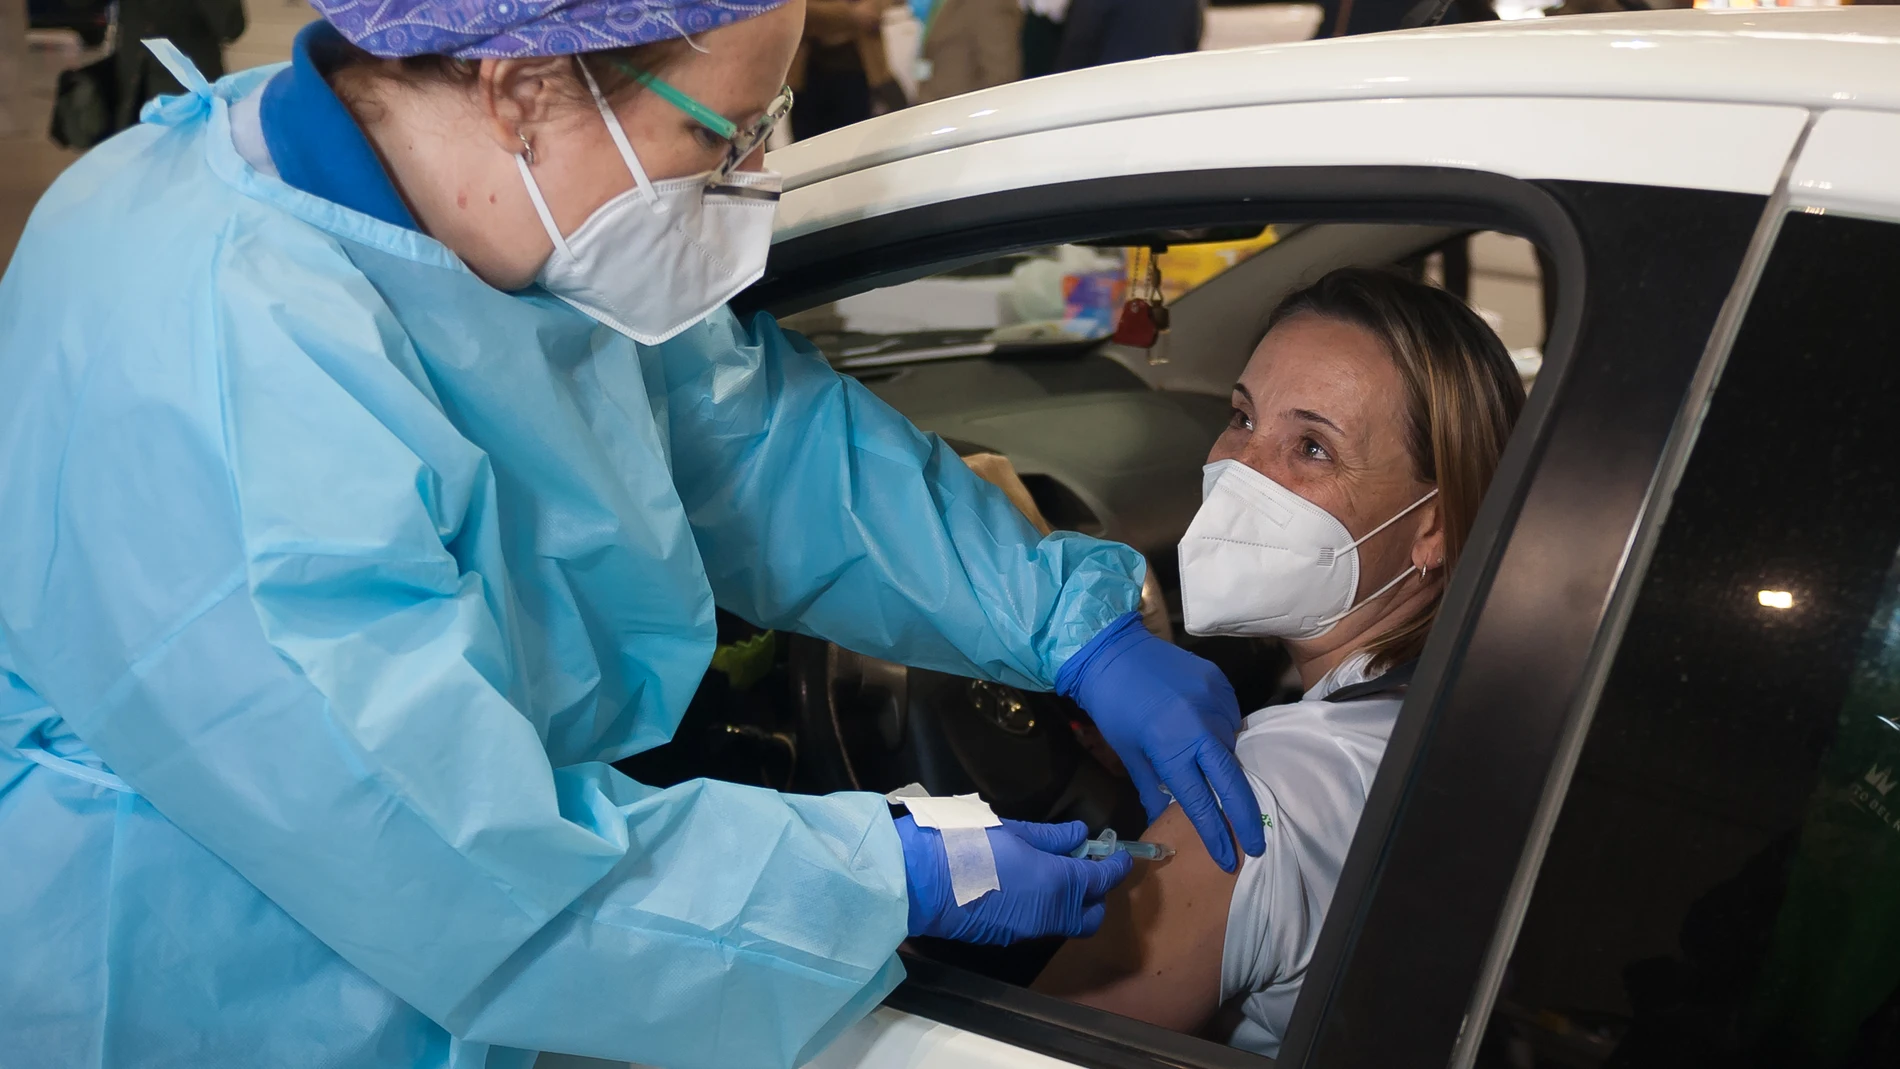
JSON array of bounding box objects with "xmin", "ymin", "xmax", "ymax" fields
[{"xmin": 310, "ymin": 0, "xmax": 790, "ymax": 58}]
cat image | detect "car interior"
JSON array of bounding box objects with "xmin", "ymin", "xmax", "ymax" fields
[{"xmin": 614, "ymin": 216, "xmax": 1554, "ymax": 1027}]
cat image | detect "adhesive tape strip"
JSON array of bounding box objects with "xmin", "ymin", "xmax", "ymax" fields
[
  {"xmin": 886, "ymin": 785, "xmax": 1004, "ymax": 906},
  {"xmin": 940, "ymin": 825, "xmax": 1002, "ymax": 906}
]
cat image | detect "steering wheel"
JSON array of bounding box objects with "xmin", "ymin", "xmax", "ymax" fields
[{"xmin": 788, "ymin": 636, "xmax": 1140, "ymax": 830}]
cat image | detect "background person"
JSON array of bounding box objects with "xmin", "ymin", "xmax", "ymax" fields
[
  {"xmin": 1318, "ymin": 0, "xmax": 1495, "ymax": 37},
  {"xmin": 915, "ymin": 0, "xmax": 1020, "ymax": 103},
  {"xmin": 0, "ymin": 0, "xmax": 23, "ymax": 137},
  {"xmin": 791, "ymin": 0, "xmax": 903, "ymax": 138},
  {"xmin": 1018, "ymin": 0, "xmax": 1069, "ymax": 80},
  {"xmin": 1053, "ymin": 0, "xmax": 1201, "ymax": 72},
  {"xmin": 1035, "ymin": 267, "xmax": 1526, "ymax": 1057},
  {"xmin": 0, "ymin": 0, "xmax": 1264, "ymax": 1064},
  {"xmin": 114, "ymin": 0, "xmax": 246, "ymax": 125}
]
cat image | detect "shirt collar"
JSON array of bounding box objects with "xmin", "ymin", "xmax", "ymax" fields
[
  {"xmin": 1305, "ymin": 651, "xmax": 1378, "ymax": 702},
  {"xmin": 260, "ymin": 21, "xmax": 420, "ymax": 232}
]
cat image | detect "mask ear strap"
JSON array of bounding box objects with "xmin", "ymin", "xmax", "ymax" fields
[
  {"xmin": 1316, "ymin": 563, "xmax": 1423, "ymax": 629},
  {"xmin": 1313, "ymin": 487, "xmax": 1441, "ymax": 630},
  {"xmin": 1343, "ymin": 487, "xmax": 1439, "ymax": 553},
  {"xmin": 515, "ymin": 151, "xmax": 573, "ymax": 258},
  {"xmin": 575, "ymin": 57, "xmax": 666, "ymax": 214}
]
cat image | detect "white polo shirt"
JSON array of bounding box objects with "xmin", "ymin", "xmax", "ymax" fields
[{"xmin": 1217, "ymin": 652, "xmax": 1402, "ymax": 1058}]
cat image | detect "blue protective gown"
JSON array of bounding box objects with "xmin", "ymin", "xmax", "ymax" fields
[{"xmin": 0, "ymin": 53, "xmax": 1144, "ymax": 1069}]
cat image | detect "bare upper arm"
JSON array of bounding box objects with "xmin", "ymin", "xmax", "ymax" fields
[{"xmin": 1030, "ymin": 805, "xmax": 1239, "ymax": 1034}]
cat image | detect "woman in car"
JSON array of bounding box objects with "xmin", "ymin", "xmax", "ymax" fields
[{"xmin": 1034, "ymin": 266, "xmax": 1526, "ymax": 1056}]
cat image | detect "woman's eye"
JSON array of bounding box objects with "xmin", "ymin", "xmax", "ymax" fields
[
  {"xmin": 1299, "ymin": 436, "xmax": 1332, "ymax": 461},
  {"xmin": 692, "ymin": 127, "xmax": 729, "ymax": 152},
  {"xmin": 1227, "ymin": 408, "xmax": 1254, "ymax": 432}
]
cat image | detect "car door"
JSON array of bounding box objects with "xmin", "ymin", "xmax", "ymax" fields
[
  {"xmin": 1421, "ymin": 108, "xmax": 1900, "ymax": 1069},
  {"xmin": 707, "ymin": 95, "xmax": 1805, "ymax": 1069}
]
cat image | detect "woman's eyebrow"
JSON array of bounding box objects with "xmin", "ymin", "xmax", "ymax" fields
[{"xmin": 1287, "ymin": 407, "xmax": 1343, "ymax": 434}]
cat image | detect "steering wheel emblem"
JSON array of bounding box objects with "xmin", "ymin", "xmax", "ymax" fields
[{"xmin": 968, "ymin": 680, "xmax": 1037, "ymax": 736}]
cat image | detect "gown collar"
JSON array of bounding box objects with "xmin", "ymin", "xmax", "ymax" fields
[{"xmin": 260, "ymin": 21, "xmax": 420, "ymax": 232}]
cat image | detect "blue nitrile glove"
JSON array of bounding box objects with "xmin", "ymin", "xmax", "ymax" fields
[
  {"xmin": 1056, "ymin": 611, "xmax": 1266, "ymax": 872},
  {"xmin": 898, "ymin": 816, "xmax": 1134, "ymax": 945}
]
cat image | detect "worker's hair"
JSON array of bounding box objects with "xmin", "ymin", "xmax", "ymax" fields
[
  {"xmin": 327, "ymin": 36, "xmax": 691, "ymax": 117},
  {"xmin": 1262, "ymin": 265, "xmax": 1526, "ymax": 672}
]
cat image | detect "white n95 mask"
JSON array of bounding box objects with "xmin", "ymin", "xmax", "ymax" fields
[
  {"xmin": 515, "ymin": 61, "xmax": 780, "ymax": 345},
  {"xmin": 1179, "ymin": 459, "xmax": 1438, "ymax": 640}
]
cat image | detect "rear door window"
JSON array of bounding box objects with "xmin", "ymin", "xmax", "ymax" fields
[{"xmin": 1474, "ymin": 210, "xmax": 1900, "ymax": 1069}]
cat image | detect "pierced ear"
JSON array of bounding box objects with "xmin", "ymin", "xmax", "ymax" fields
[{"xmin": 476, "ymin": 57, "xmax": 572, "ymax": 155}]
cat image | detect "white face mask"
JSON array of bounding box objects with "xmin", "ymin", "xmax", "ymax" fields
[
  {"xmin": 514, "ymin": 61, "xmax": 781, "ymax": 345},
  {"xmin": 1179, "ymin": 458, "xmax": 1439, "ymax": 641}
]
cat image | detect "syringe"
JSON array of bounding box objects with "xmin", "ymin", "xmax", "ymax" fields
[{"xmin": 1069, "ymin": 828, "xmax": 1175, "ymax": 862}]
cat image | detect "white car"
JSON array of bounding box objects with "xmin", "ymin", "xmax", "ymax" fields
[{"xmin": 585, "ymin": 9, "xmax": 1900, "ymax": 1069}]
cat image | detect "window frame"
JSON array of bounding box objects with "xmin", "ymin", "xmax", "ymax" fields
[
  {"xmin": 734, "ymin": 164, "xmax": 1751, "ymax": 1069},
  {"xmin": 1440, "ymin": 115, "xmax": 1900, "ymax": 1067},
  {"xmin": 1444, "ymin": 201, "xmax": 1900, "ymax": 1069},
  {"xmin": 1438, "ymin": 178, "xmax": 1803, "ymax": 1069}
]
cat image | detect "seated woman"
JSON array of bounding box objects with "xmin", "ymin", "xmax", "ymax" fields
[{"xmin": 1034, "ymin": 266, "xmax": 1525, "ymax": 1055}]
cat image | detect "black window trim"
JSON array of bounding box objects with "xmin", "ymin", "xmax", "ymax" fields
[
  {"xmin": 739, "ymin": 167, "xmax": 1584, "ymax": 331},
  {"xmin": 1440, "ymin": 116, "xmax": 1819, "ymax": 1069},
  {"xmin": 738, "ymin": 164, "xmax": 1592, "ymax": 1069}
]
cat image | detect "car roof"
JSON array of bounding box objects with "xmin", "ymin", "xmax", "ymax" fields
[{"xmin": 769, "ymin": 8, "xmax": 1900, "ymax": 192}]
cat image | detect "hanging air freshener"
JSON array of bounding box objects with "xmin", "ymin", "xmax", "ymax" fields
[{"xmin": 1111, "ymin": 247, "xmax": 1170, "ymax": 363}]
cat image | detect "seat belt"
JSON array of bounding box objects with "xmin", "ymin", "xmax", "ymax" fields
[{"xmin": 1323, "ymin": 659, "xmax": 1418, "ymax": 704}]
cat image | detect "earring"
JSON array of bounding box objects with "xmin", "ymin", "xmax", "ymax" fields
[{"xmin": 516, "ymin": 130, "xmax": 535, "ymax": 166}]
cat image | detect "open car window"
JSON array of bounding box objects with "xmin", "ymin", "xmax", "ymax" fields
[
  {"xmin": 776, "ymin": 225, "xmax": 1548, "ymax": 399},
  {"xmin": 746, "ymin": 210, "xmax": 1556, "ymax": 1064},
  {"xmin": 732, "ymin": 160, "xmax": 1786, "ymax": 1069},
  {"xmin": 777, "ymin": 226, "xmax": 1282, "ymax": 369}
]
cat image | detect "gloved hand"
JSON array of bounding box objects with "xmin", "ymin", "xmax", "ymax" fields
[
  {"xmin": 899, "ymin": 816, "xmax": 1134, "ymax": 945},
  {"xmin": 1056, "ymin": 611, "xmax": 1265, "ymax": 872}
]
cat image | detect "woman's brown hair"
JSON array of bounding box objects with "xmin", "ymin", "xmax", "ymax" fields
[{"xmin": 1262, "ymin": 265, "xmax": 1526, "ymax": 671}]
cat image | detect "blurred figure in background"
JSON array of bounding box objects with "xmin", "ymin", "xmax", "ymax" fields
[
  {"xmin": 1019, "ymin": 0, "xmax": 1068, "ymax": 79},
  {"xmin": 1317, "ymin": 0, "xmax": 1492, "ymax": 37},
  {"xmin": 114, "ymin": 0, "xmax": 245, "ymax": 126},
  {"xmin": 916, "ymin": 0, "xmax": 1020, "ymax": 102},
  {"xmin": 0, "ymin": 0, "xmax": 24, "ymax": 138},
  {"xmin": 792, "ymin": 0, "xmax": 904, "ymax": 139},
  {"xmin": 1054, "ymin": 0, "xmax": 1201, "ymax": 72}
]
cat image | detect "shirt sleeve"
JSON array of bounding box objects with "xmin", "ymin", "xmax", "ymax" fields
[
  {"xmin": 1222, "ymin": 705, "xmax": 1385, "ymax": 1043},
  {"xmin": 1221, "ymin": 767, "xmax": 1308, "ymax": 1009},
  {"xmin": 10, "ymin": 245, "xmax": 908, "ymax": 1069},
  {"xmin": 648, "ymin": 309, "xmax": 1145, "ymax": 691}
]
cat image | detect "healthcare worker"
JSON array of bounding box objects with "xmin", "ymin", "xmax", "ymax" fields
[{"xmin": 0, "ymin": 1, "xmax": 1265, "ymax": 1066}]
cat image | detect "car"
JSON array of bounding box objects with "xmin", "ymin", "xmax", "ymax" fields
[{"xmin": 603, "ymin": 8, "xmax": 1900, "ymax": 1069}]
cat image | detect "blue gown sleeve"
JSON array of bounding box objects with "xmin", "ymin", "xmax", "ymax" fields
[
  {"xmin": 651, "ymin": 310, "xmax": 1146, "ymax": 692},
  {"xmin": 10, "ymin": 245, "xmax": 906, "ymax": 1069}
]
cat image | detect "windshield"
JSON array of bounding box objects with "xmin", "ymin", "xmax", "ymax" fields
[{"xmin": 779, "ymin": 228, "xmax": 1282, "ymax": 369}]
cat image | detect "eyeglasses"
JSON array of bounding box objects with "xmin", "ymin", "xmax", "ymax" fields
[{"xmin": 615, "ymin": 62, "xmax": 794, "ymax": 184}]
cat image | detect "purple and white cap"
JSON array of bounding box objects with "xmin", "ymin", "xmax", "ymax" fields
[{"xmin": 309, "ymin": 0, "xmax": 790, "ymax": 58}]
